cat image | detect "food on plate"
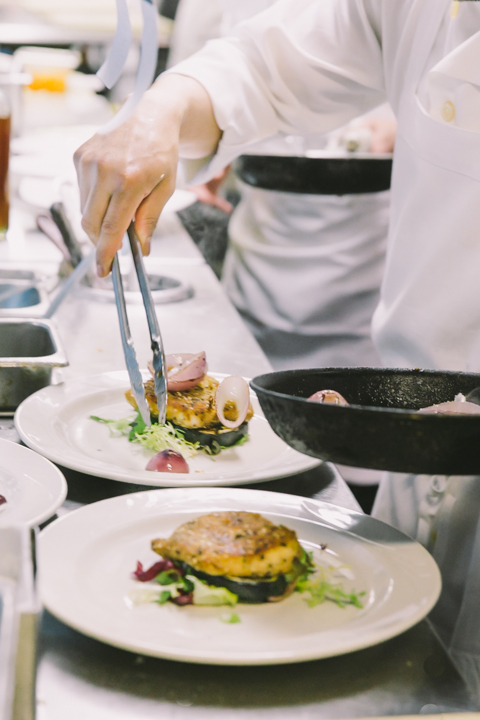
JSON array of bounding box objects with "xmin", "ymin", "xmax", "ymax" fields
[
  {"xmin": 152, "ymin": 511, "xmax": 304, "ymax": 603},
  {"xmin": 125, "ymin": 352, "xmax": 254, "ymax": 454},
  {"xmin": 308, "ymin": 390, "xmax": 349, "ymax": 406},
  {"xmin": 130, "ymin": 511, "xmax": 365, "ymax": 614},
  {"xmin": 0, "ymin": 494, "xmax": 6, "ymax": 508},
  {"xmin": 146, "ymin": 449, "xmax": 189, "ymax": 474},
  {"xmin": 164, "ymin": 352, "xmax": 207, "ymax": 392},
  {"xmin": 307, "ymin": 388, "xmax": 480, "ymax": 415},
  {"xmin": 91, "ymin": 352, "xmax": 255, "ymax": 466},
  {"xmin": 419, "ymin": 393, "xmax": 480, "ymax": 415},
  {"xmin": 215, "ymin": 375, "xmax": 251, "ymax": 429}
]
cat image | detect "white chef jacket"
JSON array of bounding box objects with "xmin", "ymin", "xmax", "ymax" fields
[
  {"xmin": 170, "ymin": 0, "xmax": 389, "ymax": 371},
  {"xmin": 168, "ymin": 0, "xmax": 480, "ymax": 697}
]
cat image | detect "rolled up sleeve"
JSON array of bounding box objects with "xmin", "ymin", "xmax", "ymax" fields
[{"xmin": 167, "ymin": 0, "xmax": 387, "ymax": 182}]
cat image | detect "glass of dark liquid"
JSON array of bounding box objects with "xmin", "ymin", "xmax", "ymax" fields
[{"xmin": 0, "ymin": 88, "xmax": 10, "ymax": 240}]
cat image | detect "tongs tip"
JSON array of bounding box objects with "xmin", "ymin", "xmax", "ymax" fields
[{"xmin": 112, "ymin": 223, "xmax": 167, "ymax": 430}]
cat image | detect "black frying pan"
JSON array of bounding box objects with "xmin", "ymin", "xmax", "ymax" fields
[
  {"xmin": 250, "ymin": 368, "xmax": 480, "ymax": 475},
  {"xmin": 233, "ymin": 155, "xmax": 393, "ymax": 195}
]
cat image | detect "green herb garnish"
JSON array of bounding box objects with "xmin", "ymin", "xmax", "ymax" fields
[
  {"xmin": 295, "ymin": 565, "xmax": 365, "ymax": 609},
  {"xmin": 90, "ymin": 412, "xmax": 199, "ymax": 458},
  {"xmin": 156, "ymin": 590, "xmax": 173, "ymax": 605},
  {"xmin": 220, "ymin": 611, "xmax": 241, "ymax": 624}
]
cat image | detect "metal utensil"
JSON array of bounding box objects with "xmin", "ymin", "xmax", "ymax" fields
[
  {"xmin": 111, "ymin": 224, "xmax": 167, "ymax": 427},
  {"xmin": 43, "ymin": 249, "xmax": 95, "ymax": 319},
  {"xmin": 111, "ymin": 254, "xmax": 151, "ymax": 427},
  {"xmin": 49, "ymin": 202, "xmax": 84, "ymax": 268},
  {"xmin": 251, "ymin": 367, "xmax": 480, "ymax": 475},
  {"xmin": 36, "ymin": 211, "xmax": 72, "ymax": 263},
  {"xmin": 127, "ymin": 224, "xmax": 167, "ymax": 424}
]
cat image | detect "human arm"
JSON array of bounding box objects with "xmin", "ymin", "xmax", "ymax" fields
[
  {"xmin": 74, "ymin": 74, "xmax": 221, "ymax": 276},
  {"xmin": 75, "ymin": 0, "xmax": 390, "ymax": 276}
]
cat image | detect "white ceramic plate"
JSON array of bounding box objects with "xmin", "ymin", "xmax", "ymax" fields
[
  {"xmin": 39, "ymin": 487, "xmax": 441, "ymax": 665},
  {"xmin": 15, "ymin": 372, "xmax": 319, "ymax": 487},
  {"xmin": 0, "ymin": 439, "xmax": 67, "ymax": 527}
]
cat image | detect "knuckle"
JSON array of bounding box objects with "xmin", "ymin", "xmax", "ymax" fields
[
  {"xmin": 118, "ymin": 166, "xmax": 142, "ymax": 190},
  {"xmin": 81, "ymin": 217, "xmax": 98, "ymax": 241},
  {"xmin": 142, "ymin": 215, "xmax": 159, "ymax": 235},
  {"xmin": 101, "ymin": 217, "xmax": 123, "ymax": 236}
]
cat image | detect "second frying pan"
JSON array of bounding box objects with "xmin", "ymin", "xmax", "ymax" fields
[
  {"xmin": 234, "ymin": 154, "xmax": 393, "ymax": 195},
  {"xmin": 251, "ymin": 368, "xmax": 480, "ymax": 475}
]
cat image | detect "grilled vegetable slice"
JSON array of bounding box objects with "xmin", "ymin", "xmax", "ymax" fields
[{"xmin": 172, "ymin": 422, "xmax": 248, "ymax": 453}]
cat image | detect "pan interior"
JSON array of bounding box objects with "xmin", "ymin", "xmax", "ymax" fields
[{"xmin": 253, "ymin": 368, "xmax": 480, "ymax": 412}]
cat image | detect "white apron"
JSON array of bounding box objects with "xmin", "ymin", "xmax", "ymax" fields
[
  {"xmin": 219, "ymin": 0, "xmax": 390, "ymax": 372},
  {"xmin": 372, "ymin": 0, "xmax": 480, "ymax": 697},
  {"xmin": 222, "ymin": 184, "xmax": 389, "ymax": 370}
]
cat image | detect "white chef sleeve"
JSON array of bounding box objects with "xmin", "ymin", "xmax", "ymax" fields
[{"xmin": 166, "ymin": 0, "xmax": 387, "ymax": 182}]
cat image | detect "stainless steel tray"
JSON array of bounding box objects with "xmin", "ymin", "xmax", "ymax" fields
[
  {"xmin": 0, "ymin": 269, "xmax": 49, "ymax": 316},
  {"xmin": 0, "ymin": 318, "xmax": 68, "ymax": 413}
]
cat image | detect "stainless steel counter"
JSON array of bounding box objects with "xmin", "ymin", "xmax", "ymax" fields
[
  {"xmin": 28, "ymin": 453, "xmax": 480, "ymax": 719},
  {"xmin": 1, "ymin": 216, "xmax": 477, "ymax": 719}
]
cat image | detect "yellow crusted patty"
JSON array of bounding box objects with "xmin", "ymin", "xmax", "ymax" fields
[
  {"xmin": 126, "ymin": 375, "xmax": 220, "ymax": 428},
  {"xmin": 125, "ymin": 375, "xmax": 254, "ymax": 429},
  {"xmin": 151, "ymin": 511, "xmax": 303, "ymax": 579}
]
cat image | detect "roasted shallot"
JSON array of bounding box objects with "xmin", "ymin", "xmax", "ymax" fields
[
  {"xmin": 149, "ymin": 352, "xmax": 207, "ymax": 392},
  {"xmin": 216, "ymin": 375, "xmax": 250, "ymax": 429},
  {"xmin": 419, "ymin": 393, "xmax": 480, "ymax": 415},
  {"xmin": 146, "ymin": 449, "xmax": 189, "ymax": 473},
  {"xmin": 308, "ymin": 390, "xmax": 349, "ymax": 406}
]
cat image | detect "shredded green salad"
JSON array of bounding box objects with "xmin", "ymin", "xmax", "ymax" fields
[
  {"xmin": 128, "ymin": 548, "xmax": 365, "ymax": 623},
  {"xmin": 90, "ymin": 411, "xmax": 247, "ymax": 458}
]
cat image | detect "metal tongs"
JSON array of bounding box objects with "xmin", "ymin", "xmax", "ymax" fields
[{"xmin": 111, "ymin": 223, "xmax": 167, "ymax": 427}]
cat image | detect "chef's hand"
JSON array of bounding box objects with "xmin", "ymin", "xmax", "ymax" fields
[
  {"xmin": 366, "ymin": 116, "xmax": 397, "ymax": 154},
  {"xmin": 74, "ymin": 74, "xmax": 221, "ymax": 277},
  {"xmin": 190, "ymin": 166, "xmax": 234, "ymax": 214}
]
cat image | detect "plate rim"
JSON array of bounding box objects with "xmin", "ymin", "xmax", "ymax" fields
[
  {"xmin": 39, "ymin": 487, "xmax": 442, "ymax": 665},
  {"xmin": 14, "ymin": 372, "xmax": 320, "ymax": 487},
  {"xmin": 0, "ymin": 437, "xmax": 67, "ymax": 527}
]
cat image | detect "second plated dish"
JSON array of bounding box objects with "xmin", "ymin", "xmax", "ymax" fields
[{"xmin": 38, "ymin": 487, "xmax": 441, "ymax": 665}]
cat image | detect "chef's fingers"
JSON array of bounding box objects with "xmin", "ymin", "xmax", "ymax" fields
[
  {"xmin": 94, "ymin": 188, "xmax": 149, "ymax": 276},
  {"xmin": 191, "ymin": 184, "xmax": 234, "ymax": 214},
  {"xmin": 73, "ymin": 143, "xmax": 90, "ymax": 212},
  {"xmin": 80, "ymin": 182, "xmax": 114, "ymax": 246},
  {"xmin": 134, "ymin": 172, "xmax": 176, "ymax": 253},
  {"xmin": 367, "ymin": 117, "xmax": 397, "ymax": 154}
]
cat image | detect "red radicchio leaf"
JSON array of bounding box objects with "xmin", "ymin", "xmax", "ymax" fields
[
  {"xmin": 171, "ymin": 593, "xmax": 194, "ymax": 606},
  {"xmin": 133, "ymin": 559, "xmax": 182, "ymax": 582}
]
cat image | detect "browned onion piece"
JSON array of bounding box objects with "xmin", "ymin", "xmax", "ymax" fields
[
  {"xmin": 146, "ymin": 449, "xmax": 189, "ymax": 473},
  {"xmin": 308, "ymin": 390, "xmax": 349, "ymax": 406},
  {"xmin": 149, "ymin": 352, "xmax": 207, "ymax": 391},
  {"xmin": 419, "ymin": 401, "xmax": 480, "ymax": 415}
]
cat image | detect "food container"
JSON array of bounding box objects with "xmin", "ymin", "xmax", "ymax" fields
[
  {"xmin": 0, "ymin": 269, "xmax": 49, "ymax": 316},
  {"xmin": 0, "ymin": 525, "xmax": 39, "ymax": 720},
  {"xmin": 0, "ymin": 318, "xmax": 68, "ymax": 413}
]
